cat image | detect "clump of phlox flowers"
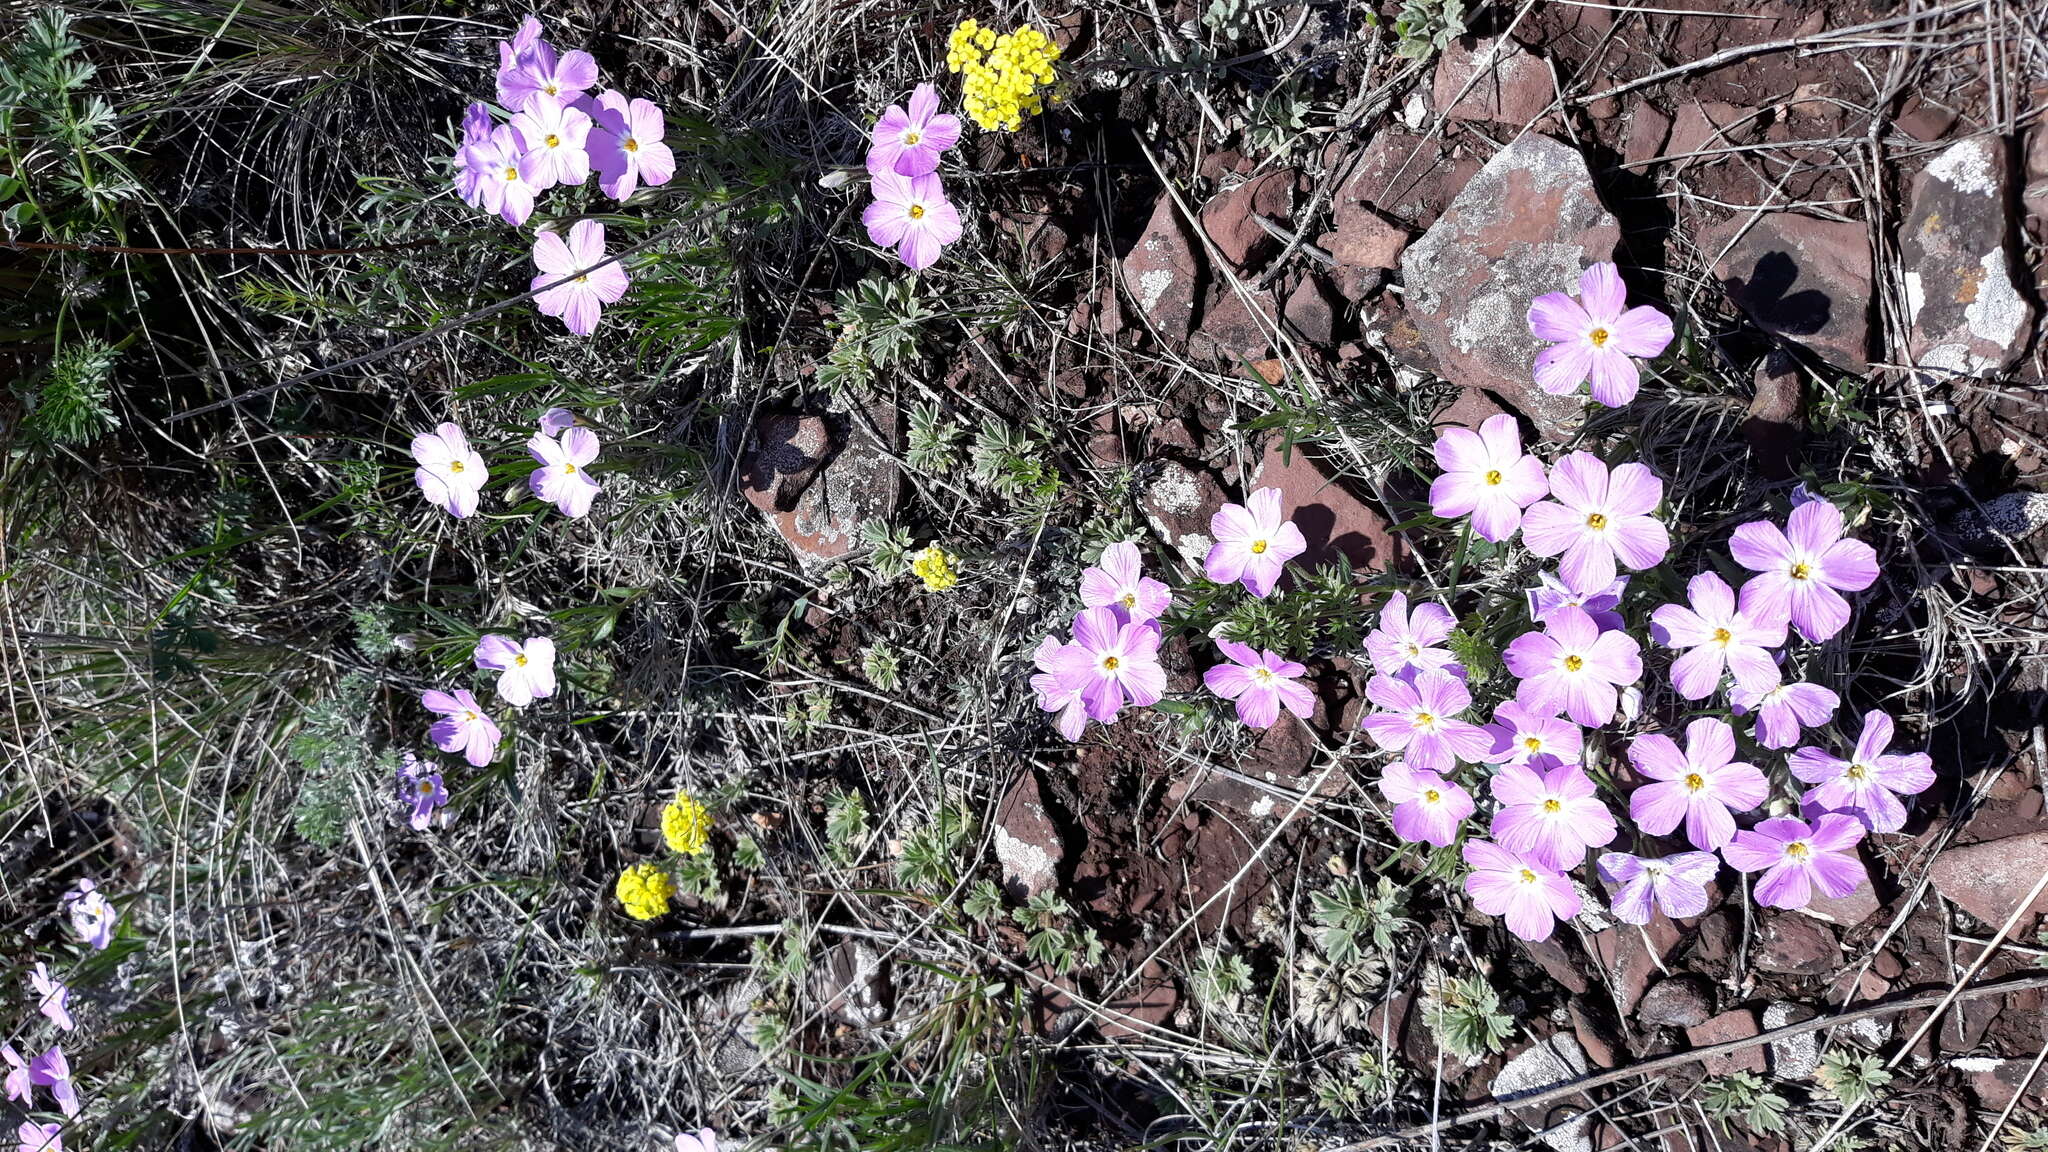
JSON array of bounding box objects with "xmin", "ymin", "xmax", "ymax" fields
[
  {"xmin": 615, "ymin": 862, "xmax": 675, "ymax": 921},
  {"xmin": 946, "ymin": 20, "xmax": 1061, "ymax": 131},
  {"xmin": 912, "ymin": 545, "xmax": 960, "ymax": 591},
  {"xmin": 662, "ymin": 792, "xmax": 713, "ymax": 855},
  {"xmin": 861, "ymin": 83, "xmax": 963, "ymax": 270},
  {"xmin": 1526, "ymin": 261, "xmax": 1675, "ymax": 407}
]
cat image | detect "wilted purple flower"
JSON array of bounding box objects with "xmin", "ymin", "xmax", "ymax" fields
[
  {"xmin": 1055, "ymin": 607, "xmax": 1166, "ymax": 723},
  {"xmin": 16, "ymin": 1122, "xmax": 60, "ymax": 1152},
  {"xmin": 510, "ymin": 94, "xmax": 592, "ymax": 191},
  {"xmin": 1626, "ymin": 718, "xmax": 1767, "ymax": 851},
  {"xmin": 1729, "ymin": 499, "xmax": 1879, "ymax": 643},
  {"xmin": 1650, "ymin": 571, "xmax": 1786, "ymax": 700},
  {"xmin": 1596, "ymin": 850, "xmax": 1717, "ymax": 924},
  {"xmin": 396, "ymin": 752, "xmax": 450, "ymax": 831},
  {"xmin": 496, "ymin": 14, "xmax": 544, "ymax": 84},
  {"xmin": 1731, "ymin": 678, "xmax": 1839, "ymax": 750},
  {"xmin": 462, "ymin": 125, "xmax": 537, "ymax": 226},
  {"xmin": 27, "ymin": 1047, "xmax": 76, "ymax": 1118},
  {"xmin": 1723, "ymin": 814, "xmax": 1867, "ymax": 910},
  {"xmin": 498, "ymin": 26, "xmax": 598, "ymax": 112},
  {"xmin": 1520, "ymin": 454, "xmax": 1670, "ymax": 593},
  {"xmin": 1528, "ymin": 571, "xmax": 1628, "ymax": 633},
  {"xmin": 1483, "ymin": 700, "xmax": 1582, "ymax": 771},
  {"xmin": 1360, "ymin": 670, "xmax": 1493, "ymax": 775},
  {"xmin": 1031, "ymin": 636, "xmax": 1089, "ymax": 742},
  {"xmin": 454, "ymin": 102, "xmax": 495, "ymax": 205},
  {"xmin": 539, "ymin": 407, "xmax": 577, "ymax": 436},
  {"xmin": 1203, "ymin": 639, "xmax": 1315, "ymax": 730},
  {"xmin": 1527, "ymin": 262, "xmax": 1675, "ymax": 407},
  {"xmin": 1428, "ymin": 413, "xmax": 1549, "ymax": 542},
  {"xmin": 867, "ymin": 83, "xmax": 962, "ymax": 177},
  {"xmin": 1205, "ymin": 487, "xmax": 1307, "ymax": 598},
  {"xmin": 862, "ymin": 170, "xmax": 962, "ymax": 270},
  {"xmin": 1789, "ymin": 709, "xmax": 1936, "ymax": 833},
  {"xmin": 1502, "ymin": 606, "xmax": 1643, "ymax": 728},
  {"xmin": 527, "ymin": 425, "xmax": 603, "ymax": 516},
  {"xmin": 29, "ymin": 964, "xmax": 72, "ymax": 1032},
  {"xmin": 1379, "ymin": 761, "xmax": 1474, "ymax": 847},
  {"xmin": 1079, "ymin": 541, "xmax": 1171, "ymax": 623},
  {"xmin": 475, "ymin": 634, "xmax": 558, "ymax": 708},
  {"xmin": 410, "ymin": 421, "xmax": 488, "ymax": 519},
  {"xmin": 3, "ymin": 1046, "xmax": 28, "ymax": 1104},
  {"xmin": 1364, "ymin": 591, "xmax": 1462, "ymax": 680},
  {"xmin": 1489, "ymin": 762, "xmax": 1616, "ymax": 871},
  {"xmin": 60, "ymin": 879, "xmax": 115, "ymax": 951},
  {"xmin": 674, "ymin": 1130, "xmax": 720, "ymax": 1152},
  {"xmin": 423, "ymin": 689, "xmax": 501, "ymax": 768},
  {"xmin": 585, "ymin": 90, "xmax": 677, "ymax": 200},
  {"xmin": 1463, "ymin": 839, "xmax": 1581, "ymax": 942}
]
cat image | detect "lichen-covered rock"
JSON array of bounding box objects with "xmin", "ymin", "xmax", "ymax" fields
[
  {"xmin": 995, "ymin": 771, "xmax": 1064, "ymax": 902},
  {"xmin": 1902, "ymin": 137, "xmax": 2036, "ymax": 379},
  {"xmin": 762, "ymin": 404, "xmax": 900, "ymax": 565},
  {"xmin": 1121, "ymin": 193, "xmax": 1206, "ymax": 341},
  {"xmin": 1706, "ymin": 213, "xmax": 1872, "ymax": 372},
  {"xmin": 1138, "ymin": 459, "xmax": 1228, "ymax": 571}
]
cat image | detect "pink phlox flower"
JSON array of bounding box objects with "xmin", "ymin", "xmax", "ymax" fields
[
  {"xmin": 2, "ymin": 1046, "xmax": 28, "ymax": 1105},
  {"xmin": 1789, "ymin": 709, "xmax": 1936, "ymax": 833},
  {"xmin": 1731, "ymin": 678, "xmax": 1839, "ymax": 750},
  {"xmin": 1379, "ymin": 761, "xmax": 1474, "ymax": 847},
  {"xmin": 1502, "ymin": 605, "xmax": 1643, "ymax": 728},
  {"xmin": 1031, "ymin": 636, "xmax": 1090, "ymax": 742},
  {"xmin": 531, "ymin": 220, "xmax": 630, "ymax": 337},
  {"xmin": 1463, "ymin": 839, "xmax": 1582, "ymax": 942},
  {"xmin": 1729, "ymin": 499, "xmax": 1879, "ymax": 643},
  {"xmin": 26, "ymin": 1047, "xmax": 76, "ymax": 1118},
  {"xmin": 1079, "ymin": 541, "xmax": 1171, "ymax": 623},
  {"xmin": 60, "ymin": 879, "xmax": 114, "ymax": 951},
  {"xmin": 526, "ymin": 425, "xmax": 603, "ymax": 516},
  {"xmin": 674, "ymin": 1130, "xmax": 720, "ymax": 1152},
  {"xmin": 1364, "ymin": 591, "xmax": 1463, "ymax": 680},
  {"xmin": 29, "ymin": 964, "xmax": 72, "ymax": 1033},
  {"xmin": 510, "ymin": 94, "xmax": 592, "ymax": 191},
  {"xmin": 1428, "ymin": 413, "xmax": 1549, "ymax": 542},
  {"xmin": 16, "ymin": 1121, "xmax": 60, "ymax": 1152},
  {"xmin": 1528, "ymin": 571, "xmax": 1628, "ymax": 633},
  {"xmin": 423, "ymin": 688, "xmax": 502, "ymax": 768},
  {"xmin": 539, "ymin": 406, "xmax": 578, "ymax": 436},
  {"xmin": 1483, "ymin": 700, "xmax": 1583, "ymax": 771},
  {"xmin": 1205, "ymin": 486, "xmax": 1308, "ymax": 598},
  {"xmin": 454, "ymin": 102, "xmax": 495, "ymax": 204},
  {"xmin": 1626, "ymin": 717, "xmax": 1768, "ymax": 851},
  {"xmin": 1203, "ymin": 638, "xmax": 1316, "ymax": 730},
  {"xmin": 397, "ymin": 752, "xmax": 451, "ymax": 831},
  {"xmin": 475, "ymin": 634, "xmax": 558, "ymax": 707},
  {"xmin": 1723, "ymin": 813, "xmax": 1867, "ymax": 910},
  {"xmin": 585, "ymin": 89, "xmax": 677, "ymax": 200},
  {"xmin": 1527, "ymin": 261, "xmax": 1675, "ymax": 407},
  {"xmin": 1650, "ymin": 571, "xmax": 1787, "ymax": 701},
  {"xmin": 866, "ymin": 82, "xmax": 962, "ymax": 177},
  {"xmin": 862, "ymin": 170, "xmax": 963, "ymax": 271},
  {"xmin": 462, "ymin": 124, "xmax": 537, "ymax": 225},
  {"xmin": 497, "ymin": 28, "xmax": 598, "ymax": 112},
  {"xmin": 1058, "ymin": 606, "xmax": 1167, "ymax": 723},
  {"xmin": 1596, "ymin": 850, "xmax": 1718, "ymax": 924},
  {"xmin": 411, "ymin": 421, "xmax": 488, "ymax": 519},
  {"xmin": 1359, "ymin": 669, "xmax": 1493, "ymax": 775},
  {"xmin": 1489, "ymin": 761, "xmax": 1617, "ymax": 870},
  {"xmin": 1520, "ymin": 453, "xmax": 1670, "ymax": 593}
]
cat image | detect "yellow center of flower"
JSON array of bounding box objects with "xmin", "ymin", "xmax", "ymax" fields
[
  {"xmin": 1424, "ymin": 788, "xmax": 1442, "ymax": 803},
  {"xmin": 545, "ymin": 133, "xmax": 560, "ymax": 148},
  {"xmin": 504, "ymin": 166, "xmax": 519, "ymax": 181},
  {"xmin": 1790, "ymin": 561, "xmax": 1812, "ymax": 580},
  {"xmin": 1485, "ymin": 469, "xmax": 1503, "ymax": 485},
  {"xmin": 1120, "ymin": 593, "xmax": 1137, "ymax": 609},
  {"xmin": 904, "ymin": 130, "xmax": 922, "ymax": 145},
  {"xmin": 1413, "ymin": 711, "xmax": 1436, "ymax": 729},
  {"xmin": 1405, "ymin": 641, "xmax": 1422, "ymax": 657},
  {"xmin": 514, "ymin": 653, "xmax": 529, "ymax": 667},
  {"xmin": 625, "ymin": 138, "xmax": 639, "ymax": 152},
  {"xmin": 450, "ymin": 460, "xmax": 465, "ymax": 473},
  {"xmin": 1711, "ymin": 627, "xmax": 1732, "ymax": 646},
  {"xmin": 1588, "ymin": 327, "xmax": 1611, "ymax": 347},
  {"xmin": 1685, "ymin": 772, "xmax": 1706, "ymax": 792},
  {"xmin": 1250, "ymin": 540, "xmax": 1269, "ymax": 554},
  {"xmin": 1519, "ymin": 868, "xmax": 1539, "ymax": 884},
  {"xmin": 563, "ymin": 463, "xmax": 577, "ymax": 473},
  {"xmin": 1846, "ymin": 762, "xmax": 1868, "ymax": 780},
  {"xmin": 1785, "ymin": 841, "xmax": 1811, "ymax": 859},
  {"xmin": 1103, "ymin": 655, "xmax": 1120, "ymax": 671},
  {"xmin": 419, "ymin": 779, "xmax": 436, "ymax": 796},
  {"xmin": 1524, "ymin": 736, "xmax": 1544, "ymax": 752},
  {"xmin": 463, "ymin": 711, "xmax": 478, "ymax": 722},
  {"xmin": 908, "ymin": 204, "xmax": 926, "ymax": 220},
  {"xmin": 1252, "ymin": 667, "xmax": 1275, "ymax": 684},
  {"xmin": 1564, "ymin": 654, "xmax": 1584, "ymax": 671},
  {"xmin": 1543, "ymin": 798, "xmax": 1562, "ymax": 813},
  {"xmin": 1586, "ymin": 512, "xmax": 1608, "ymax": 531},
  {"xmin": 544, "ymin": 83, "xmax": 560, "ymax": 96}
]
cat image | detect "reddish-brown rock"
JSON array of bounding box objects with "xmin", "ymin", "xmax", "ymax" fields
[
  {"xmin": 1639, "ymin": 975, "xmax": 1714, "ymax": 1029},
  {"xmin": 1706, "ymin": 213, "xmax": 1873, "ymax": 372},
  {"xmin": 1901, "ymin": 137, "xmax": 2035, "ymax": 379},
  {"xmin": 761, "ymin": 406, "xmax": 901, "ymax": 564},
  {"xmin": 1752, "ymin": 911, "xmax": 1839, "ymax": 975},
  {"xmin": 1621, "ymin": 103, "xmax": 1671, "ymax": 170},
  {"xmin": 1138, "ymin": 460, "xmax": 1229, "ymax": 571},
  {"xmin": 995, "ymin": 771, "xmax": 1064, "ymax": 902},
  {"xmin": 1330, "ymin": 129, "xmax": 1483, "ymax": 232},
  {"xmin": 1200, "ymin": 169, "xmax": 1294, "ymax": 269},
  {"xmin": 1249, "ymin": 439, "xmax": 1402, "ymax": 575},
  {"xmin": 1432, "ymin": 36, "xmax": 1554, "ymax": 126},
  {"xmin": 739, "ymin": 412, "xmax": 833, "ymax": 513},
  {"xmin": 1324, "ymin": 205, "xmax": 1410, "ymax": 271},
  {"xmin": 1121, "ymin": 194, "xmax": 1206, "ymax": 341},
  {"xmin": 1928, "ymin": 831, "xmax": 2048, "ymax": 931},
  {"xmin": 1687, "ymin": 1008, "xmax": 1766, "ymax": 1076},
  {"xmin": 1098, "ymin": 959, "xmax": 1180, "ymax": 1039}
]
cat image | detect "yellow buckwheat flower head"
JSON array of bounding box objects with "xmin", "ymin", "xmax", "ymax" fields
[
  {"xmin": 615, "ymin": 863, "xmax": 674, "ymax": 921},
  {"xmin": 911, "ymin": 545, "xmax": 960, "ymax": 592},
  {"xmin": 946, "ymin": 20, "xmax": 1060, "ymax": 131},
  {"xmin": 662, "ymin": 792, "xmax": 713, "ymax": 855}
]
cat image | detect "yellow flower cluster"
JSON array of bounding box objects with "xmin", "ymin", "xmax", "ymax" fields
[
  {"xmin": 662, "ymin": 792, "xmax": 713, "ymax": 856},
  {"xmin": 946, "ymin": 20, "xmax": 1060, "ymax": 132},
  {"xmin": 911, "ymin": 545, "xmax": 959, "ymax": 592},
  {"xmin": 615, "ymin": 863, "xmax": 674, "ymax": 921}
]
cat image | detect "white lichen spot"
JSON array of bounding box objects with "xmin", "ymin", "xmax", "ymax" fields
[
  {"xmin": 1926, "ymin": 139, "xmax": 1997, "ymax": 196},
  {"xmin": 993, "ymin": 825, "xmax": 1056, "ymax": 897},
  {"xmin": 1137, "ymin": 267, "xmax": 1175, "ymax": 314},
  {"xmin": 1964, "ymin": 248, "xmax": 2027, "ymax": 347},
  {"xmin": 1249, "ymin": 795, "xmax": 1276, "ymax": 818},
  {"xmin": 1902, "ymin": 269, "xmax": 1925, "ymax": 323}
]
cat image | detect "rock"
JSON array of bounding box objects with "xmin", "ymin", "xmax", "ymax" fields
[
  {"xmin": 1687, "ymin": 1008, "xmax": 1766, "ymax": 1076},
  {"xmin": 1965, "ymin": 1057, "xmax": 2048, "ymax": 1112},
  {"xmin": 739, "ymin": 412, "xmax": 833, "ymax": 513},
  {"xmin": 1522, "ymin": 936, "xmax": 1592, "ymax": 995},
  {"xmin": 1432, "ymin": 36, "xmax": 1554, "ymax": 126},
  {"xmin": 1585, "ymin": 916, "xmax": 1683, "ymax": 1015},
  {"xmin": 1743, "ymin": 350, "xmax": 1804, "ymax": 480},
  {"xmin": 1569, "ymin": 997, "xmax": 1621, "ymax": 1068},
  {"xmin": 1762, "ymin": 1001, "xmax": 1820, "ymax": 1080},
  {"xmin": 808, "ymin": 940, "xmax": 893, "ymax": 1028},
  {"xmin": 1398, "ymin": 134, "xmax": 1620, "ymax": 440},
  {"xmin": 1200, "ymin": 170, "xmax": 1294, "ymax": 269},
  {"xmin": 1281, "ymin": 275, "xmax": 1343, "ymax": 348},
  {"xmin": 1956, "ymin": 491, "xmax": 2048, "ymax": 549},
  {"xmin": 1706, "ymin": 213, "xmax": 1873, "ymax": 372},
  {"xmin": 1753, "ymin": 911, "xmax": 1839, "ymax": 975},
  {"xmin": 1622, "ymin": 103, "xmax": 1672, "ymax": 170},
  {"xmin": 1491, "ymin": 1034, "xmax": 1594, "ymax": 1152},
  {"xmin": 1193, "ymin": 285, "xmax": 1277, "ymax": 361},
  {"xmin": 1895, "ymin": 97, "xmax": 1958, "ymax": 143},
  {"xmin": 1665, "ymin": 101, "xmax": 1753, "ymax": 171},
  {"xmin": 1249, "ymin": 439, "xmax": 1402, "ymax": 575},
  {"xmin": 1138, "ymin": 460, "xmax": 1229, "ymax": 571},
  {"xmin": 1803, "ymin": 879, "xmax": 1882, "ymax": 929},
  {"xmin": 1024, "ymin": 962, "xmax": 1082, "ymax": 1037},
  {"xmin": 1902, "ymin": 137, "xmax": 2036, "ymax": 379},
  {"xmin": 1098, "ymin": 959, "xmax": 1180, "ymax": 1039},
  {"xmin": 1121, "ymin": 193, "xmax": 1206, "ymax": 341},
  {"xmin": 1331, "ymin": 129, "xmax": 1483, "ymax": 232},
  {"xmin": 1639, "ymin": 975, "xmax": 1714, "ymax": 1029},
  {"xmin": 1325, "ymin": 204, "xmax": 1410, "ymax": 271},
  {"xmin": 1928, "ymin": 831, "xmax": 2048, "ymax": 931},
  {"xmin": 763, "ymin": 405, "xmax": 901, "ymax": 564},
  {"xmin": 995, "ymin": 772, "xmax": 1064, "ymax": 902}
]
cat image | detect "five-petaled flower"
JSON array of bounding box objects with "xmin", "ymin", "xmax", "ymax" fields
[
  {"xmin": 1729, "ymin": 499, "xmax": 1879, "ymax": 643},
  {"xmin": 510, "ymin": 95, "xmax": 592, "ymax": 191},
  {"xmin": 1527, "ymin": 262, "xmax": 1675, "ymax": 407},
  {"xmin": 60, "ymin": 879, "xmax": 115, "ymax": 951},
  {"xmin": 584, "ymin": 89, "xmax": 676, "ymax": 200},
  {"xmin": 1489, "ymin": 761, "xmax": 1617, "ymax": 870},
  {"xmin": 475, "ymin": 634, "xmax": 558, "ymax": 707},
  {"xmin": 1596, "ymin": 850, "xmax": 1718, "ymax": 925},
  {"xmin": 863, "ymin": 170, "xmax": 963, "ymax": 271},
  {"xmin": 1428, "ymin": 413, "xmax": 1549, "ymax": 542},
  {"xmin": 29, "ymin": 964, "xmax": 72, "ymax": 1032},
  {"xmin": 411, "ymin": 421, "xmax": 489, "ymax": 519},
  {"xmin": 527, "ymin": 425, "xmax": 604, "ymax": 517},
  {"xmin": 1723, "ymin": 813, "xmax": 1867, "ymax": 910},
  {"xmin": 531, "ymin": 220, "xmax": 630, "ymax": 337},
  {"xmin": 497, "ymin": 24, "xmax": 598, "ymax": 112},
  {"xmin": 1052, "ymin": 606, "xmax": 1167, "ymax": 724},
  {"xmin": 1031, "ymin": 635, "xmax": 1090, "ymax": 742},
  {"xmin": 1789, "ymin": 709, "xmax": 1936, "ymax": 833},
  {"xmin": 1359, "ymin": 669, "xmax": 1493, "ymax": 775},
  {"xmin": 462, "ymin": 125, "xmax": 538, "ymax": 226},
  {"xmin": 1528, "ymin": 572, "xmax": 1628, "ymax": 633},
  {"xmin": 397, "ymin": 752, "xmax": 450, "ymax": 831},
  {"xmin": 1379, "ymin": 761, "xmax": 1474, "ymax": 847},
  {"xmin": 867, "ymin": 83, "xmax": 962, "ymax": 177},
  {"xmin": 1079, "ymin": 541, "xmax": 1171, "ymax": 623},
  {"xmin": 1205, "ymin": 487, "xmax": 1307, "ymax": 598},
  {"xmin": 1462, "ymin": 839, "xmax": 1581, "ymax": 942},
  {"xmin": 1503, "ymin": 606, "xmax": 1644, "ymax": 728},
  {"xmin": 16, "ymin": 1121, "xmax": 60, "ymax": 1152},
  {"xmin": 1626, "ymin": 718, "xmax": 1767, "ymax": 851},
  {"xmin": 1482, "ymin": 700, "xmax": 1583, "ymax": 771},
  {"xmin": 1203, "ymin": 639, "xmax": 1316, "ymax": 730},
  {"xmin": 26, "ymin": 1047, "xmax": 76, "ymax": 1118},
  {"xmin": 1520, "ymin": 453, "xmax": 1671, "ymax": 594},
  {"xmin": 1731, "ymin": 678, "xmax": 1840, "ymax": 750},
  {"xmin": 1650, "ymin": 571, "xmax": 1787, "ymax": 701},
  {"xmin": 1363, "ymin": 591, "xmax": 1463, "ymax": 681},
  {"xmin": 423, "ymin": 688, "xmax": 502, "ymax": 767}
]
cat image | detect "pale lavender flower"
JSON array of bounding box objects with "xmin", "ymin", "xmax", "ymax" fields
[
  {"xmin": 1729, "ymin": 499, "xmax": 1879, "ymax": 643},
  {"xmin": 1789, "ymin": 709, "xmax": 1936, "ymax": 833},
  {"xmin": 1483, "ymin": 700, "xmax": 1582, "ymax": 771},
  {"xmin": 532, "ymin": 220, "xmax": 629, "ymax": 336},
  {"xmin": 1379, "ymin": 762, "xmax": 1474, "ymax": 847},
  {"xmin": 454, "ymin": 102, "xmax": 495, "ymax": 206},
  {"xmin": 1596, "ymin": 850, "xmax": 1717, "ymax": 924},
  {"xmin": 1723, "ymin": 814, "xmax": 1866, "ymax": 910},
  {"xmin": 862, "ymin": 170, "xmax": 963, "ymax": 270},
  {"xmin": 16, "ymin": 1122, "xmax": 59, "ymax": 1152},
  {"xmin": 27, "ymin": 1047, "xmax": 76, "ymax": 1118},
  {"xmin": 539, "ymin": 407, "xmax": 577, "ymax": 436},
  {"xmin": 29, "ymin": 964, "xmax": 72, "ymax": 1032},
  {"xmin": 1526, "ymin": 261, "xmax": 1675, "ymax": 407},
  {"xmin": 60, "ymin": 879, "xmax": 114, "ymax": 951},
  {"xmin": 474, "ymin": 634, "xmax": 557, "ymax": 707},
  {"xmin": 866, "ymin": 83, "xmax": 962, "ymax": 177},
  {"xmin": 1626, "ymin": 718, "xmax": 1767, "ymax": 851},
  {"xmin": 1528, "ymin": 571, "xmax": 1629, "ymax": 633},
  {"xmin": 411, "ymin": 421, "xmax": 488, "ymax": 519},
  {"xmin": 396, "ymin": 752, "xmax": 450, "ymax": 831},
  {"xmin": 1731, "ymin": 678, "xmax": 1839, "ymax": 749},
  {"xmin": 1428, "ymin": 413, "xmax": 1549, "ymax": 541},
  {"xmin": 423, "ymin": 689, "xmax": 502, "ymax": 768},
  {"xmin": 1489, "ymin": 762, "xmax": 1617, "ymax": 871},
  {"xmin": 1031, "ymin": 636, "xmax": 1089, "ymax": 742},
  {"xmin": 510, "ymin": 94, "xmax": 592, "ymax": 190},
  {"xmin": 1054, "ymin": 606, "xmax": 1166, "ymax": 723},
  {"xmin": 1360, "ymin": 669, "xmax": 1493, "ymax": 775},
  {"xmin": 498, "ymin": 28, "xmax": 598, "ymax": 112},
  {"xmin": 1502, "ymin": 606, "xmax": 1643, "ymax": 728},
  {"xmin": 1079, "ymin": 541, "xmax": 1171, "ymax": 623},
  {"xmin": 1363, "ymin": 591, "xmax": 1462, "ymax": 680},
  {"xmin": 1205, "ymin": 487, "xmax": 1307, "ymax": 598},
  {"xmin": 1519, "ymin": 453, "xmax": 1670, "ymax": 593},
  {"xmin": 1463, "ymin": 839, "xmax": 1581, "ymax": 942},
  {"xmin": 495, "ymin": 14, "xmax": 545, "ymax": 89},
  {"xmin": 1203, "ymin": 639, "xmax": 1315, "ymax": 730},
  {"xmin": 674, "ymin": 1130, "xmax": 721, "ymax": 1152},
  {"xmin": 585, "ymin": 90, "xmax": 677, "ymax": 200},
  {"xmin": 462, "ymin": 125, "xmax": 537, "ymax": 226},
  {"xmin": 3, "ymin": 1046, "xmax": 28, "ymax": 1104},
  {"xmin": 1650, "ymin": 571, "xmax": 1787, "ymax": 701},
  {"xmin": 527, "ymin": 426, "xmax": 603, "ymax": 517}
]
